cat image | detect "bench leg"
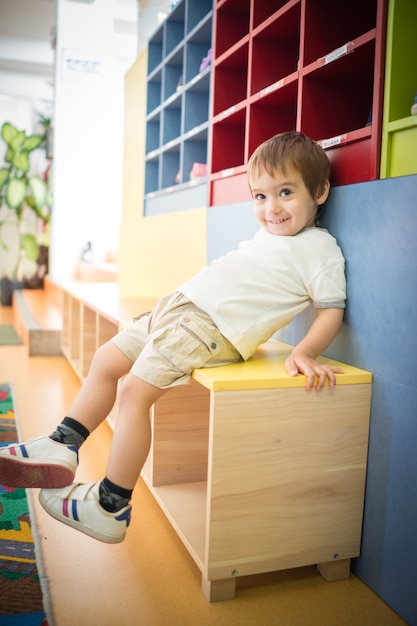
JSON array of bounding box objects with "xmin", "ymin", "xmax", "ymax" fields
[
  {"xmin": 317, "ymin": 558, "xmax": 351, "ymax": 581},
  {"xmin": 201, "ymin": 576, "xmax": 236, "ymax": 602}
]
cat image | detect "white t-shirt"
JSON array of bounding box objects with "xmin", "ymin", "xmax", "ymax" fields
[{"xmin": 179, "ymin": 227, "xmax": 346, "ymax": 360}]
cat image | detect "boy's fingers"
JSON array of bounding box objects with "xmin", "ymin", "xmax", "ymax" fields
[{"xmin": 285, "ymin": 358, "xmax": 345, "ymax": 389}]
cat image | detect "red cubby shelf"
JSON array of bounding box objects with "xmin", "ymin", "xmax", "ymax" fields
[
  {"xmin": 210, "ymin": 106, "xmax": 247, "ymax": 173},
  {"xmin": 214, "ymin": 0, "xmax": 250, "ymax": 58},
  {"xmin": 250, "ymin": 1, "xmax": 301, "ymax": 97},
  {"xmin": 212, "ymin": 43, "xmax": 249, "ymax": 116},
  {"xmin": 209, "ymin": 0, "xmax": 388, "ymax": 206},
  {"xmin": 248, "ymin": 76, "xmax": 298, "ymax": 158}
]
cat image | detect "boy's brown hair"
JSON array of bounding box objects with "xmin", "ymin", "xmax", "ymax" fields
[{"xmin": 247, "ymin": 131, "xmax": 330, "ymax": 200}]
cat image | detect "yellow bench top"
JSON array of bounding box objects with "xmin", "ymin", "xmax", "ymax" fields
[{"xmin": 192, "ymin": 340, "xmax": 372, "ymax": 391}]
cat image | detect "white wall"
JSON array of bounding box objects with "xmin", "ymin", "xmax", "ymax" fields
[
  {"xmin": 0, "ymin": 0, "xmax": 161, "ymax": 282},
  {"xmin": 50, "ymin": 0, "xmax": 136, "ymax": 279}
]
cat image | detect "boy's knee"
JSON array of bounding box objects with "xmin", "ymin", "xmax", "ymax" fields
[
  {"xmin": 92, "ymin": 341, "xmax": 114, "ymax": 365},
  {"xmin": 92, "ymin": 341, "xmax": 132, "ymax": 377},
  {"xmin": 119, "ymin": 372, "xmax": 166, "ymax": 407}
]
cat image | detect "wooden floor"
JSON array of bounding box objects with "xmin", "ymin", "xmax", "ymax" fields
[{"xmin": 0, "ymin": 304, "xmax": 407, "ymax": 626}]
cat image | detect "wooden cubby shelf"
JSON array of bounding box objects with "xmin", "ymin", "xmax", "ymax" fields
[{"xmin": 60, "ymin": 282, "xmax": 156, "ymax": 382}]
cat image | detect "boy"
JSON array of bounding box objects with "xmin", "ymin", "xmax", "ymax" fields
[{"xmin": 0, "ymin": 132, "xmax": 346, "ymax": 543}]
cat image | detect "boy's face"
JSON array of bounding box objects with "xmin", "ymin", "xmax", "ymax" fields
[{"xmin": 250, "ymin": 166, "xmax": 329, "ymax": 237}]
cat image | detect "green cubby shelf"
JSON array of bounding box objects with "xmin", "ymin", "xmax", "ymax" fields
[{"xmin": 380, "ymin": 0, "xmax": 417, "ymax": 179}]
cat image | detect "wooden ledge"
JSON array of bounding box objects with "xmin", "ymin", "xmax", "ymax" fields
[
  {"xmin": 13, "ymin": 288, "xmax": 62, "ymax": 356},
  {"xmin": 61, "ymin": 280, "xmax": 157, "ymax": 328}
]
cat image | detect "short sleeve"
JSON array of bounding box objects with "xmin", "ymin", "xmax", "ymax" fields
[{"xmin": 308, "ymin": 261, "xmax": 346, "ymax": 309}]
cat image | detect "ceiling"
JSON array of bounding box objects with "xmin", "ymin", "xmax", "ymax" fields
[{"xmin": 0, "ymin": 0, "xmax": 171, "ymax": 82}]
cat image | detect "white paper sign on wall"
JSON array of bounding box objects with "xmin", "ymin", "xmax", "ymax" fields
[{"xmin": 61, "ymin": 48, "xmax": 104, "ymax": 82}]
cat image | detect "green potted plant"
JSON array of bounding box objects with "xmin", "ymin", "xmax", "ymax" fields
[
  {"xmin": 37, "ymin": 112, "xmax": 53, "ymax": 160},
  {"xmin": 0, "ymin": 121, "xmax": 51, "ymax": 305}
]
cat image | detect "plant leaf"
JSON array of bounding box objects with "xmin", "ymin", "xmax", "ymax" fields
[
  {"xmin": 24, "ymin": 134, "xmax": 43, "ymax": 152},
  {"xmin": 37, "ymin": 113, "xmax": 51, "ymax": 128},
  {"xmin": 12, "ymin": 150, "xmax": 29, "ymax": 172},
  {"xmin": 29, "ymin": 176, "xmax": 47, "ymax": 208},
  {"xmin": 6, "ymin": 178, "xmax": 26, "ymax": 209},
  {"xmin": 1, "ymin": 122, "xmax": 17, "ymax": 146},
  {"xmin": 4, "ymin": 148, "xmax": 13, "ymax": 164},
  {"xmin": 11, "ymin": 130, "xmax": 25, "ymax": 151},
  {"xmin": 26, "ymin": 195, "xmax": 37, "ymax": 210},
  {"xmin": 21, "ymin": 233, "xmax": 39, "ymax": 261},
  {"xmin": 0, "ymin": 168, "xmax": 9, "ymax": 190}
]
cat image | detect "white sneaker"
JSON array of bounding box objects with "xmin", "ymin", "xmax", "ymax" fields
[
  {"xmin": 39, "ymin": 482, "xmax": 132, "ymax": 543},
  {"xmin": 0, "ymin": 436, "xmax": 78, "ymax": 488}
]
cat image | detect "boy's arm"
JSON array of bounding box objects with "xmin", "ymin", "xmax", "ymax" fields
[{"xmin": 285, "ymin": 307, "xmax": 344, "ymax": 390}]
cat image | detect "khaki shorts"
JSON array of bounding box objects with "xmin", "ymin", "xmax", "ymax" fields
[{"xmin": 111, "ymin": 292, "xmax": 242, "ymax": 388}]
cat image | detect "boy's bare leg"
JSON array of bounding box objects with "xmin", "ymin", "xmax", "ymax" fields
[
  {"xmin": 37, "ymin": 364, "xmax": 169, "ymax": 542},
  {"xmin": 69, "ymin": 341, "xmax": 168, "ymax": 488},
  {"xmin": 105, "ymin": 373, "xmax": 168, "ymax": 489},
  {"xmin": 34, "ymin": 349, "xmax": 169, "ymax": 542},
  {"xmin": 66, "ymin": 341, "xmax": 134, "ymax": 433}
]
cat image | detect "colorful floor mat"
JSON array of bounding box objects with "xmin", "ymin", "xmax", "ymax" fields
[{"xmin": 0, "ymin": 384, "xmax": 48, "ymax": 625}]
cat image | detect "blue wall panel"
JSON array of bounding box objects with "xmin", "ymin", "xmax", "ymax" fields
[
  {"xmin": 206, "ymin": 174, "xmax": 417, "ymax": 625},
  {"xmin": 206, "ymin": 200, "xmax": 257, "ymax": 262},
  {"xmin": 318, "ymin": 175, "xmax": 417, "ymax": 626}
]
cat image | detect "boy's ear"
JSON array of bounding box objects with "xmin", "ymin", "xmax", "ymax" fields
[{"xmin": 316, "ymin": 179, "xmax": 330, "ymax": 205}]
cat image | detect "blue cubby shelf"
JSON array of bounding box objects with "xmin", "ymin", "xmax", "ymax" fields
[
  {"xmin": 144, "ymin": 0, "xmax": 213, "ymax": 209},
  {"xmin": 144, "ymin": 179, "xmax": 208, "ymax": 216}
]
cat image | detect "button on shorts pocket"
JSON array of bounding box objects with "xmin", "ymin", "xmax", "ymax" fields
[{"xmin": 156, "ymin": 313, "xmax": 224, "ymax": 374}]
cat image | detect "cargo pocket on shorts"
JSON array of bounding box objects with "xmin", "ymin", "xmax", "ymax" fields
[{"xmin": 158, "ymin": 313, "xmax": 224, "ymax": 374}]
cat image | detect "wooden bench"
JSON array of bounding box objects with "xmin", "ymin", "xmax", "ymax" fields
[
  {"xmin": 74, "ymin": 260, "xmax": 118, "ymax": 282},
  {"xmin": 142, "ymin": 341, "xmax": 372, "ymax": 601},
  {"xmin": 12, "ymin": 278, "xmax": 63, "ymax": 356},
  {"xmin": 60, "ymin": 281, "xmax": 156, "ymax": 387},
  {"xmin": 57, "ymin": 282, "xmax": 372, "ymax": 601}
]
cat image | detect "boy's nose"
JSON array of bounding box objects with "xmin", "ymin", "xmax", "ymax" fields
[{"xmin": 268, "ymin": 200, "xmax": 281, "ymax": 214}]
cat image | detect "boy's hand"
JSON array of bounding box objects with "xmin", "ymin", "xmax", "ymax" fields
[{"xmin": 285, "ymin": 351, "xmax": 344, "ymax": 391}]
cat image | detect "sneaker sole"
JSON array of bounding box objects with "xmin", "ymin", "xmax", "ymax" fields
[
  {"xmin": 0, "ymin": 458, "xmax": 74, "ymax": 488},
  {"xmin": 38, "ymin": 491, "xmax": 126, "ymax": 544}
]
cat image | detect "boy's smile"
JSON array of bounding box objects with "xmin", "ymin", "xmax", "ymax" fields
[{"xmin": 250, "ymin": 167, "xmax": 329, "ymax": 236}]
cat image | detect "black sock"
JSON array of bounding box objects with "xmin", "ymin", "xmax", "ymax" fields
[
  {"xmin": 49, "ymin": 417, "xmax": 90, "ymax": 448},
  {"xmin": 99, "ymin": 477, "xmax": 132, "ymax": 513}
]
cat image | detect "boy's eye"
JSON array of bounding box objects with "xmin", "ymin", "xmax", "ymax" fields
[
  {"xmin": 254, "ymin": 193, "xmax": 265, "ymax": 200},
  {"xmin": 280, "ymin": 188, "xmax": 292, "ymax": 197}
]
